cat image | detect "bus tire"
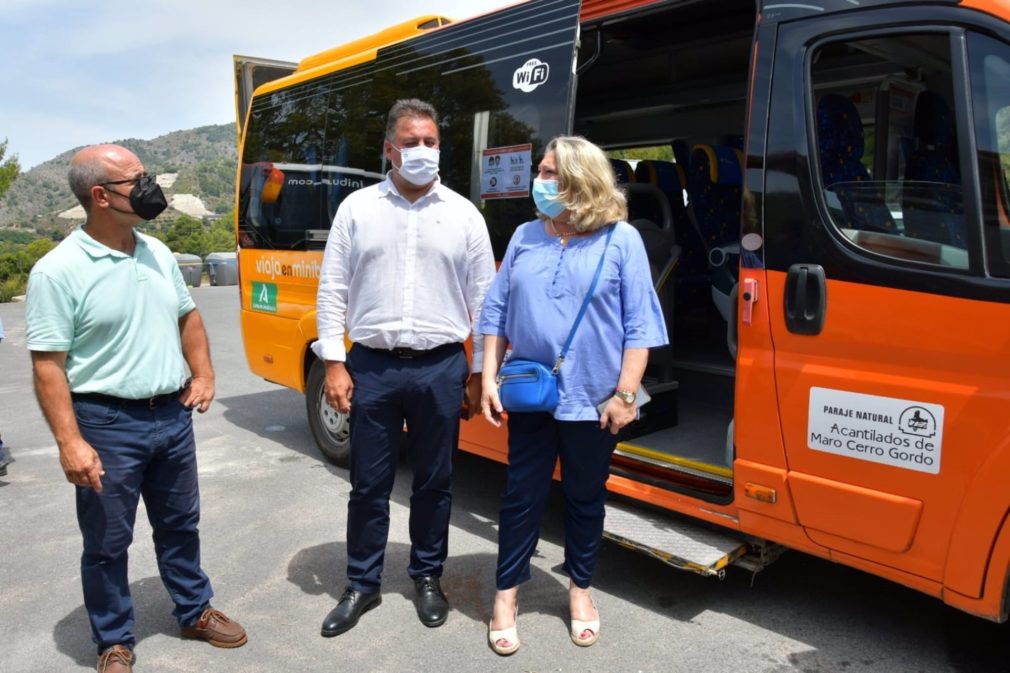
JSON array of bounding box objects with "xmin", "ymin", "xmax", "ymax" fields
[{"xmin": 305, "ymin": 358, "xmax": 350, "ymax": 467}]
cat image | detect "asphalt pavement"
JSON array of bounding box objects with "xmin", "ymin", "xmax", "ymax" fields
[{"xmin": 1, "ymin": 286, "xmax": 1008, "ymax": 673}]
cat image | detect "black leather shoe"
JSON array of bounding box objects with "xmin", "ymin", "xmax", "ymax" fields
[
  {"xmin": 414, "ymin": 576, "xmax": 449, "ymax": 627},
  {"xmin": 321, "ymin": 587, "xmax": 382, "ymax": 637}
]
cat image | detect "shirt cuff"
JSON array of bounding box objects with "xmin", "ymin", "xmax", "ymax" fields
[
  {"xmin": 312, "ymin": 338, "xmax": 346, "ymax": 362},
  {"xmin": 470, "ymin": 335, "xmax": 484, "ymax": 373}
]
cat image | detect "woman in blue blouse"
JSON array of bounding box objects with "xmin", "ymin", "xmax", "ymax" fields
[{"xmin": 478, "ymin": 136, "xmax": 668, "ymax": 654}]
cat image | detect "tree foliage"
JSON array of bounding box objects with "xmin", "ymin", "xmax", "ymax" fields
[
  {"xmin": 162, "ymin": 212, "xmax": 235, "ymax": 258},
  {"xmin": 164, "ymin": 214, "xmax": 211, "ymax": 257},
  {"xmin": 0, "ymin": 233, "xmax": 54, "ymax": 302},
  {"xmin": 607, "ymin": 145, "xmax": 675, "ymax": 163},
  {"xmin": 208, "ymin": 209, "xmax": 236, "ymax": 252},
  {"xmin": 0, "ymin": 138, "xmax": 21, "ymax": 201}
]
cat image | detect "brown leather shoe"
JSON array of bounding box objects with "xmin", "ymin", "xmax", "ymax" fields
[
  {"xmin": 96, "ymin": 645, "xmax": 134, "ymax": 672},
  {"xmin": 180, "ymin": 607, "xmax": 248, "ymax": 648}
]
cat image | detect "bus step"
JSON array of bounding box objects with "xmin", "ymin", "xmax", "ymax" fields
[{"xmin": 603, "ymin": 501, "xmax": 748, "ymax": 578}]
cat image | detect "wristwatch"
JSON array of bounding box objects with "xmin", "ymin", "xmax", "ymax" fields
[{"xmin": 614, "ymin": 389, "xmax": 636, "ymax": 404}]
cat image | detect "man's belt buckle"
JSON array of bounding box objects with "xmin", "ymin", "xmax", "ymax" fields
[{"xmin": 392, "ymin": 347, "xmax": 417, "ymax": 359}]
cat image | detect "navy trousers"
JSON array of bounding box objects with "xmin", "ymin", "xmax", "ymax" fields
[
  {"xmin": 345, "ymin": 344, "xmax": 468, "ymax": 592},
  {"xmin": 72, "ymin": 395, "xmax": 213, "ymax": 653},
  {"xmin": 496, "ymin": 413, "xmax": 618, "ymax": 590}
]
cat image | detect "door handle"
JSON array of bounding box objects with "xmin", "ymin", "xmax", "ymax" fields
[
  {"xmin": 742, "ymin": 277, "xmax": 759, "ymax": 326},
  {"xmin": 784, "ymin": 264, "xmax": 826, "ymax": 335}
]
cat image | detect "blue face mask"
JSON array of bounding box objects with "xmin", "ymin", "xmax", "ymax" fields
[{"xmin": 532, "ymin": 178, "xmax": 565, "ymax": 218}]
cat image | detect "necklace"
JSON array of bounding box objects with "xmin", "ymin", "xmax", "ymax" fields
[{"xmin": 547, "ymin": 219, "xmax": 585, "ymax": 245}]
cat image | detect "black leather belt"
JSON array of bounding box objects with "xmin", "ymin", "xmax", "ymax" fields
[
  {"xmin": 72, "ymin": 390, "xmax": 181, "ymax": 410},
  {"xmin": 359, "ymin": 343, "xmax": 463, "ymax": 360}
]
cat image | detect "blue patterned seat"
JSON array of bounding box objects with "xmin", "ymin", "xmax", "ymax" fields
[
  {"xmin": 817, "ymin": 94, "xmax": 895, "ymax": 234},
  {"xmin": 687, "ymin": 144, "xmax": 743, "ymax": 322},
  {"xmin": 902, "ymin": 91, "xmax": 965, "ymax": 247},
  {"xmin": 687, "ymin": 144, "xmax": 743, "ymax": 252}
]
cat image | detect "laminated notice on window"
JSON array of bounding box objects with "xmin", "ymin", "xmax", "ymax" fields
[
  {"xmin": 480, "ymin": 144, "xmax": 532, "ymax": 200},
  {"xmin": 807, "ymin": 387, "xmax": 944, "ymax": 474}
]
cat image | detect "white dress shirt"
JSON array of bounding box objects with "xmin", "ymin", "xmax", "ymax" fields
[{"xmin": 312, "ymin": 174, "xmax": 495, "ymax": 372}]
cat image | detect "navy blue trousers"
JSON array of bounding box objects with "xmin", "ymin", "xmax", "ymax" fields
[
  {"xmin": 345, "ymin": 344, "xmax": 468, "ymax": 592},
  {"xmin": 496, "ymin": 413, "xmax": 618, "ymax": 590},
  {"xmin": 72, "ymin": 395, "xmax": 213, "ymax": 653}
]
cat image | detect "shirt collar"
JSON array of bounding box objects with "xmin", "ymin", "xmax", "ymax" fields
[
  {"xmin": 74, "ymin": 226, "xmax": 147, "ymax": 259},
  {"xmin": 379, "ymin": 172, "xmax": 445, "ymax": 205}
]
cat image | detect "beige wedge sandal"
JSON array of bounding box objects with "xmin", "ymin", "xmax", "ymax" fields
[
  {"xmin": 569, "ymin": 595, "xmax": 599, "ymax": 647},
  {"xmin": 488, "ymin": 605, "xmax": 520, "ymax": 656}
]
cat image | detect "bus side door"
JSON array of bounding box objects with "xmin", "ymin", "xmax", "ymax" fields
[{"xmin": 762, "ymin": 3, "xmax": 1010, "ymax": 590}]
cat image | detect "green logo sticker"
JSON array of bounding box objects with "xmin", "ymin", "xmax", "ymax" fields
[{"xmin": 252, "ymin": 282, "xmax": 277, "ymax": 313}]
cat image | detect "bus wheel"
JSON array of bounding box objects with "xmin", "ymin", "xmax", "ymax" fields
[{"xmin": 306, "ymin": 359, "xmax": 350, "ymax": 467}]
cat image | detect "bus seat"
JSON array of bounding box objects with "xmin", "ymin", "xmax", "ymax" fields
[
  {"xmin": 902, "ymin": 91, "xmax": 965, "ymax": 247},
  {"xmin": 672, "ymin": 140, "xmax": 691, "ymax": 178},
  {"xmin": 687, "ymin": 144, "xmax": 743, "ymax": 252},
  {"xmin": 630, "ymin": 215, "xmax": 679, "ymax": 381},
  {"xmin": 634, "ymin": 160, "xmax": 687, "ymax": 221},
  {"xmin": 624, "ymin": 183, "xmax": 679, "ymax": 289},
  {"xmin": 635, "ymin": 159, "xmax": 708, "ymax": 314},
  {"xmin": 610, "ymin": 158, "xmax": 636, "ymax": 184},
  {"xmin": 816, "ymin": 93, "xmax": 895, "ymax": 234},
  {"xmin": 687, "ymin": 144, "xmax": 743, "ymax": 324}
]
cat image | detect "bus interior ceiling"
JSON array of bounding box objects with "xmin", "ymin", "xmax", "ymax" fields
[
  {"xmin": 573, "ymin": 0, "xmax": 755, "ymax": 145},
  {"xmin": 573, "ymin": 0, "xmax": 756, "ymax": 482}
]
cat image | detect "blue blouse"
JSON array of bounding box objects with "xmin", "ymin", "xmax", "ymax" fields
[{"xmin": 478, "ymin": 219, "xmax": 669, "ymax": 420}]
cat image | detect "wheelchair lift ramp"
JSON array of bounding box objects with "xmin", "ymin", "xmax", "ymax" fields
[{"xmin": 603, "ymin": 500, "xmax": 747, "ymax": 577}]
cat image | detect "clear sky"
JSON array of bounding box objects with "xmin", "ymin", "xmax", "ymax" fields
[{"xmin": 1, "ymin": 0, "xmax": 507, "ymax": 170}]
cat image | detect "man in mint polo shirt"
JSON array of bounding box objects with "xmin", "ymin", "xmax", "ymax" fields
[{"xmin": 26, "ymin": 144, "xmax": 245, "ymax": 673}]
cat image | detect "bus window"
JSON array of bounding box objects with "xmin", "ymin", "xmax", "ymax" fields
[
  {"xmin": 811, "ymin": 34, "xmax": 969, "ymax": 269},
  {"xmin": 967, "ymin": 32, "xmax": 1010, "ymax": 279},
  {"xmin": 238, "ymin": 64, "xmax": 385, "ymax": 250}
]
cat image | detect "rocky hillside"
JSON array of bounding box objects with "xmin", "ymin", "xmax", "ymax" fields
[{"xmin": 0, "ymin": 124, "xmax": 237, "ymax": 234}]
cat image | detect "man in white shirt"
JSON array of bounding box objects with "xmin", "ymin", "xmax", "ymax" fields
[{"xmin": 314, "ymin": 99, "xmax": 495, "ymax": 637}]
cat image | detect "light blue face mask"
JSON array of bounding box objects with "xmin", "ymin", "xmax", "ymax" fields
[{"xmin": 532, "ymin": 178, "xmax": 565, "ymax": 218}]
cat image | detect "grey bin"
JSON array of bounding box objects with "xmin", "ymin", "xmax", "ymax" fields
[
  {"xmin": 204, "ymin": 252, "xmax": 238, "ymax": 286},
  {"xmin": 173, "ymin": 253, "xmax": 203, "ymax": 288}
]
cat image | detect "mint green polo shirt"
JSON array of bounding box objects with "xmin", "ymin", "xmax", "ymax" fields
[{"xmin": 26, "ymin": 227, "xmax": 196, "ymax": 398}]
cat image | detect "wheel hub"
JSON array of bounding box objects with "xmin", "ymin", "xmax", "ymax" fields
[{"xmin": 319, "ymin": 393, "xmax": 349, "ymax": 439}]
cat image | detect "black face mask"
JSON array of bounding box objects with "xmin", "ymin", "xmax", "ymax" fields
[{"xmin": 129, "ymin": 175, "xmax": 168, "ymax": 220}]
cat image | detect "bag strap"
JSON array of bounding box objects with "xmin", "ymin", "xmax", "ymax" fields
[{"xmin": 553, "ymin": 223, "xmax": 616, "ymax": 373}]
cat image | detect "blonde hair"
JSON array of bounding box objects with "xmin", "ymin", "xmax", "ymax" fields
[{"xmin": 541, "ymin": 136, "xmax": 627, "ymax": 231}]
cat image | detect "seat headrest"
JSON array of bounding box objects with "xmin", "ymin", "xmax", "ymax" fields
[
  {"xmin": 634, "ymin": 159, "xmax": 685, "ymax": 192},
  {"xmin": 609, "ymin": 158, "xmax": 635, "ymax": 183},
  {"xmin": 672, "ymin": 140, "xmax": 691, "ymax": 172},
  {"xmin": 817, "ymin": 94, "xmax": 864, "ymax": 160},
  {"xmin": 914, "ymin": 91, "xmax": 954, "ymax": 148},
  {"xmin": 691, "ymin": 145, "xmax": 743, "ymax": 185}
]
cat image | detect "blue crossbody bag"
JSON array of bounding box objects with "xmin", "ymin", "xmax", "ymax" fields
[{"xmin": 496, "ymin": 225, "xmax": 615, "ymax": 413}]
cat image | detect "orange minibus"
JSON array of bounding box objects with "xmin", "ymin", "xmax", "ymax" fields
[{"xmin": 234, "ymin": 0, "xmax": 1010, "ymax": 621}]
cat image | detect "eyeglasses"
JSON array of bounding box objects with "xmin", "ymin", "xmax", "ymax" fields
[{"xmin": 101, "ymin": 173, "xmax": 152, "ymax": 188}]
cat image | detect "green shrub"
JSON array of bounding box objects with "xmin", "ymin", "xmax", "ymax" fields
[{"xmin": 0, "ymin": 275, "xmax": 25, "ymax": 302}]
